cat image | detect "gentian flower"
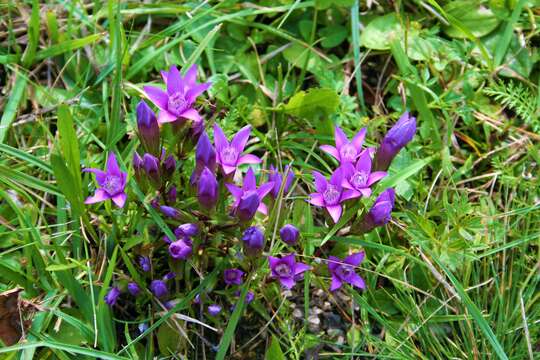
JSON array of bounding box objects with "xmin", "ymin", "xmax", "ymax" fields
[
  {"xmin": 150, "ymin": 280, "xmax": 168, "ymax": 298},
  {"xmin": 279, "ymin": 224, "xmax": 299, "ymax": 245},
  {"xmin": 197, "ymin": 167, "xmax": 219, "ymax": 209},
  {"xmin": 143, "ymin": 64, "xmax": 210, "ymax": 125},
  {"xmin": 175, "ymin": 223, "xmax": 199, "ymax": 237},
  {"xmin": 341, "ymin": 149, "xmax": 387, "ymax": 198},
  {"xmin": 214, "ymin": 124, "xmax": 261, "ymax": 176},
  {"xmin": 268, "ymin": 254, "xmax": 310, "ymax": 289},
  {"xmin": 160, "ymin": 205, "xmax": 180, "ymax": 219},
  {"xmin": 320, "ymin": 126, "xmax": 367, "ymax": 164},
  {"xmin": 208, "ymin": 304, "xmax": 222, "ymax": 316},
  {"xmin": 104, "ymin": 287, "xmax": 120, "ymax": 306},
  {"xmin": 142, "ymin": 153, "xmax": 161, "ymax": 188},
  {"xmin": 308, "ymin": 169, "xmax": 358, "ymax": 223},
  {"xmin": 242, "ymin": 226, "xmax": 265, "ymax": 255},
  {"xmin": 327, "ymin": 252, "xmax": 366, "ymax": 291},
  {"xmin": 84, "ymin": 153, "xmax": 127, "ymax": 208},
  {"xmin": 128, "ymin": 282, "xmax": 141, "ymax": 296},
  {"xmin": 163, "ymin": 155, "xmax": 176, "ymax": 179},
  {"xmin": 224, "ymin": 269, "xmax": 244, "ymax": 285},
  {"xmin": 163, "ymin": 272, "xmax": 176, "ymax": 281},
  {"xmin": 360, "ymin": 188, "xmax": 395, "ymax": 232},
  {"xmin": 374, "ymin": 112, "xmax": 416, "ymax": 171},
  {"xmin": 226, "ymin": 168, "xmax": 274, "ymax": 221},
  {"xmin": 268, "ymin": 164, "xmax": 295, "ymax": 198},
  {"xmin": 191, "ymin": 131, "xmax": 216, "ymax": 184},
  {"xmin": 167, "ymin": 186, "xmax": 177, "ymax": 203},
  {"xmin": 139, "ymin": 256, "xmax": 151, "ymax": 272},
  {"xmin": 136, "ymin": 100, "xmax": 160, "ymax": 156},
  {"xmin": 168, "ymin": 238, "xmax": 192, "ymax": 260}
]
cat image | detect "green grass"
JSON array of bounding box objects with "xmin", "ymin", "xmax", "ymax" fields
[{"xmin": 0, "ymin": 1, "xmax": 539, "ymax": 359}]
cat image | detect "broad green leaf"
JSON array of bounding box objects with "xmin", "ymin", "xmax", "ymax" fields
[
  {"xmin": 319, "ymin": 25, "xmax": 348, "ymax": 48},
  {"xmin": 315, "ymin": 0, "xmax": 355, "ymax": 9},
  {"xmin": 265, "ymin": 335, "xmax": 286, "ymax": 360},
  {"xmin": 283, "ymin": 88, "xmax": 339, "ymax": 119},
  {"xmin": 282, "ymin": 43, "xmax": 324, "ymax": 72},
  {"xmin": 360, "ymin": 14, "xmax": 401, "ymax": 50},
  {"xmin": 443, "ymin": 1, "xmax": 500, "ymax": 38}
]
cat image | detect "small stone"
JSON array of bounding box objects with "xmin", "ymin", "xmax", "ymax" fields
[
  {"xmin": 336, "ymin": 336, "xmax": 345, "ymax": 345},
  {"xmin": 327, "ymin": 328, "xmax": 343, "ymax": 338},
  {"xmin": 310, "ymin": 307, "xmax": 323, "ymax": 315},
  {"xmin": 293, "ymin": 308, "xmax": 303, "ymax": 319},
  {"xmin": 314, "ymin": 289, "xmax": 325, "ymax": 298},
  {"xmin": 308, "ymin": 314, "xmax": 320, "ymax": 332},
  {"xmin": 282, "ymin": 290, "xmax": 293, "ymax": 298},
  {"xmin": 336, "ymin": 291, "xmax": 351, "ymax": 302},
  {"xmin": 323, "ymin": 301, "xmax": 332, "ymax": 311}
]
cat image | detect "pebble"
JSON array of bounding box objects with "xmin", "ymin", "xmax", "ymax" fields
[{"xmin": 292, "ymin": 308, "xmax": 303, "ymax": 319}]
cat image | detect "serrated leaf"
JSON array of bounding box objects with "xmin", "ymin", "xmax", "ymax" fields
[{"xmin": 283, "ymin": 88, "xmax": 339, "ymax": 119}]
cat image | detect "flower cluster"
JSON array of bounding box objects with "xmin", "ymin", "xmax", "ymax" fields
[{"xmin": 84, "ymin": 63, "xmax": 416, "ymax": 329}]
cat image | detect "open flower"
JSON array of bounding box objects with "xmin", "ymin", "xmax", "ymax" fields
[
  {"xmin": 308, "ymin": 169, "xmax": 358, "ymax": 223},
  {"xmin": 208, "ymin": 304, "xmax": 222, "ymax": 316},
  {"xmin": 268, "ymin": 254, "xmax": 310, "ymax": 289},
  {"xmin": 143, "ymin": 64, "xmax": 210, "ymax": 125},
  {"xmin": 320, "ymin": 126, "xmax": 367, "ymax": 164},
  {"xmin": 224, "ymin": 269, "xmax": 244, "ymax": 285},
  {"xmin": 327, "ymin": 252, "xmax": 366, "ymax": 291},
  {"xmin": 268, "ymin": 164, "xmax": 295, "ymax": 198},
  {"xmin": 84, "ymin": 153, "xmax": 128, "ymax": 208},
  {"xmin": 374, "ymin": 112, "xmax": 416, "ymax": 171},
  {"xmin": 168, "ymin": 238, "xmax": 192, "ymax": 260},
  {"xmin": 226, "ymin": 168, "xmax": 274, "ymax": 221},
  {"xmin": 214, "ymin": 124, "xmax": 261, "ymax": 176},
  {"xmin": 341, "ymin": 149, "xmax": 387, "ymax": 198}
]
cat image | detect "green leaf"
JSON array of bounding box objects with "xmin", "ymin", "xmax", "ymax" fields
[
  {"xmin": 360, "ymin": 14, "xmax": 401, "ymax": 50},
  {"xmin": 265, "ymin": 335, "xmax": 286, "ymax": 360},
  {"xmin": 21, "ymin": 0, "xmax": 40, "ymax": 66},
  {"xmin": 283, "ymin": 88, "xmax": 339, "ymax": 119},
  {"xmin": 315, "ymin": 0, "xmax": 355, "ymax": 9},
  {"xmin": 50, "ymin": 154, "xmax": 84, "ymax": 216},
  {"xmin": 0, "ymin": 71, "xmax": 28, "ymax": 144},
  {"xmin": 443, "ymin": 1, "xmax": 500, "ymax": 38},
  {"xmin": 57, "ymin": 105, "xmax": 82, "ymax": 195},
  {"xmin": 282, "ymin": 43, "xmax": 324, "ymax": 72},
  {"xmin": 35, "ymin": 34, "xmax": 102, "ymax": 61},
  {"xmin": 319, "ymin": 25, "xmax": 348, "ymax": 48}
]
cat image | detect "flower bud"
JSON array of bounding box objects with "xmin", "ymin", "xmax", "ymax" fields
[
  {"xmin": 242, "ymin": 226, "xmax": 264, "ymax": 256},
  {"xmin": 359, "ymin": 188, "xmax": 395, "ymax": 233},
  {"xmin": 279, "ymin": 224, "xmax": 299, "ymax": 245},
  {"xmin": 160, "ymin": 205, "xmax": 180, "ymax": 219},
  {"xmin": 163, "ymin": 155, "xmax": 176, "ymax": 179},
  {"xmin": 374, "ymin": 112, "xmax": 416, "ymax": 171},
  {"xmin": 237, "ymin": 191, "xmax": 260, "ymax": 222},
  {"xmin": 175, "ymin": 223, "xmax": 199, "ymax": 237},
  {"xmin": 167, "ymin": 186, "xmax": 177, "ymax": 203},
  {"xmin": 136, "ymin": 101, "xmax": 160, "ymax": 156},
  {"xmin": 128, "ymin": 282, "xmax": 141, "ymax": 296},
  {"xmin": 208, "ymin": 304, "xmax": 222, "ymax": 316},
  {"xmin": 194, "ymin": 131, "xmax": 216, "ymax": 180},
  {"xmin": 139, "ymin": 256, "xmax": 151, "ymax": 272},
  {"xmin": 169, "ymin": 238, "xmax": 192, "ymax": 260},
  {"xmin": 197, "ymin": 167, "xmax": 218, "ymax": 209},
  {"xmin": 143, "ymin": 153, "xmax": 161, "ymax": 189},
  {"xmin": 104, "ymin": 287, "xmax": 120, "ymax": 306},
  {"xmin": 150, "ymin": 280, "xmax": 168, "ymax": 298}
]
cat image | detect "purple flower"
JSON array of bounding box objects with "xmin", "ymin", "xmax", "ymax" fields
[
  {"xmin": 84, "ymin": 153, "xmax": 128, "ymax": 208},
  {"xmin": 308, "ymin": 169, "xmax": 358, "ymax": 223},
  {"xmin": 268, "ymin": 254, "xmax": 310, "ymax": 289},
  {"xmin": 143, "ymin": 153, "xmax": 161, "ymax": 188},
  {"xmin": 192, "ymin": 131, "xmax": 216, "ymax": 183},
  {"xmin": 374, "ymin": 112, "xmax": 417, "ymax": 171},
  {"xmin": 133, "ymin": 152, "xmax": 143, "ymax": 182},
  {"xmin": 320, "ymin": 126, "xmax": 367, "ymax": 164},
  {"xmin": 224, "ymin": 269, "xmax": 244, "ymax": 285},
  {"xmin": 128, "ymin": 282, "xmax": 141, "ymax": 296},
  {"xmin": 163, "ymin": 272, "xmax": 176, "ymax": 281},
  {"xmin": 341, "ymin": 149, "xmax": 387, "ymax": 198},
  {"xmin": 139, "ymin": 256, "xmax": 151, "ymax": 272},
  {"xmin": 169, "ymin": 238, "xmax": 193, "ymax": 260},
  {"xmin": 327, "ymin": 252, "xmax": 366, "ymax": 291},
  {"xmin": 136, "ymin": 100, "xmax": 160, "ymax": 155},
  {"xmin": 208, "ymin": 304, "xmax": 222, "ymax": 316},
  {"xmin": 197, "ymin": 167, "xmax": 219, "ymax": 209},
  {"xmin": 242, "ymin": 226, "xmax": 265, "ymax": 255},
  {"xmin": 160, "ymin": 205, "xmax": 180, "ymax": 219},
  {"xmin": 279, "ymin": 224, "xmax": 299, "ymax": 245},
  {"xmin": 175, "ymin": 223, "xmax": 199, "ymax": 237},
  {"xmin": 143, "ymin": 64, "xmax": 210, "ymax": 125},
  {"xmin": 104, "ymin": 287, "xmax": 120, "ymax": 306},
  {"xmin": 226, "ymin": 168, "xmax": 274, "ymax": 221},
  {"xmin": 167, "ymin": 186, "xmax": 177, "ymax": 203},
  {"xmin": 268, "ymin": 165, "xmax": 295, "ymax": 198},
  {"xmin": 214, "ymin": 124, "xmax": 261, "ymax": 176},
  {"xmin": 360, "ymin": 189, "xmax": 395, "ymax": 232},
  {"xmin": 163, "ymin": 155, "xmax": 176, "ymax": 178},
  {"xmin": 150, "ymin": 280, "xmax": 168, "ymax": 298}
]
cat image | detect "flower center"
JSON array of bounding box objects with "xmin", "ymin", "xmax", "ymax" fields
[
  {"xmin": 275, "ymin": 263, "xmax": 291, "ymax": 277},
  {"xmin": 336, "ymin": 264, "xmax": 354, "ymax": 279},
  {"xmin": 103, "ymin": 175, "xmax": 122, "ymax": 195},
  {"xmin": 339, "ymin": 144, "xmax": 357, "ymax": 162},
  {"xmin": 323, "ymin": 185, "xmax": 341, "ymax": 205},
  {"xmin": 351, "ymin": 171, "xmax": 369, "ymax": 189},
  {"xmin": 167, "ymin": 92, "xmax": 189, "ymax": 116},
  {"xmin": 221, "ymin": 146, "xmax": 238, "ymax": 165}
]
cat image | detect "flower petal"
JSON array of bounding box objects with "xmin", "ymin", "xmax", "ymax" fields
[
  {"xmin": 111, "ymin": 193, "xmax": 127, "ymax": 208},
  {"xmin": 334, "ymin": 126, "xmax": 348, "ymax": 149},
  {"xmin": 312, "ymin": 171, "xmax": 327, "ymax": 193},
  {"xmin": 326, "ymin": 205, "xmax": 342, "ymax": 223},
  {"xmin": 184, "ymin": 64, "xmax": 198, "ymax": 87},
  {"xmin": 279, "ymin": 277, "xmax": 295, "ymax": 289},
  {"xmin": 327, "ymin": 256, "xmax": 341, "ymax": 272},
  {"xmin": 231, "ymin": 125, "xmax": 251, "ymax": 153},
  {"xmin": 179, "ymin": 108, "xmax": 202, "ymax": 122},
  {"xmin": 237, "ymin": 154, "xmax": 261, "ymax": 165},
  {"xmin": 330, "ymin": 275, "xmax": 343, "ymax": 291},
  {"xmin": 144, "ymin": 86, "xmax": 168, "ymax": 110},
  {"xmin": 345, "ymin": 252, "xmax": 365, "ymax": 266},
  {"xmin": 320, "ymin": 145, "xmax": 339, "ymax": 161},
  {"xmin": 257, "ymin": 202, "xmax": 268, "ymax": 215},
  {"xmin": 341, "ymin": 189, "xmax": 361, "ymax": 201},
  {"xmin": 83, "ymin": 168, "xmax": 107, "ymax": 185},
  {"xmin": 359, "ymin": 188, "xmax": 372, "ymax": 198},
  {"xmin": 222, "ymin": 164, "xmax": 236, "ymax": 175},
  {"xmin": 213, "ymin": 123, "xmax": 229, "ymax": 152},
  {"xmin": 281, "ymin": 254, "xmax": 296, "ymax": 269},
  {"xmin": 308, "ymin": 194, "xmax": 324, "ymax": 207},
  {"xmin": 85, "ymin": 189, "xmax": 109, "ymax": 204},
  {"xmin": 186, "ymin": 82, "xmax": 211, "ymax": 103},
  {"xmin": 367, "ymin": 171, "xmax": 387, "ymax": 186},
  {"xmin": 166, "ymin": 65, "xmax": 184, "ymax": 95},
  {"xmin": 160, "ymin": 70, "xmax": 169, "ymax": 83},
  {"xmin": 294, "ymin": 262, "xmax": 310, "ymax": 276},
  {"xmin": 257, "ymin": 182, "xmax": 274, "ymax": 199},
  {"xmin": 355, "ymin": 149, "xmax": 372, "ymax": 174},
  {"xmin": 225, "ymin": 183, "xmax": 243, "ymax": 200},
  {"xmin": 158, "ymin": 110, "xmax": 179, "ymax": 124},
  {"xmin": 268, "ymin": 256, "xmax": 280, "ymax": 273},
  {"xmin": 243, "ymin": 167, "xmax": 257, "ymax": 191},
  {"xmin": 329, "ymin": 168, "xmax": 343, "ymax": 187},
  {"xmin": 349, "ymin": 273, "xmax": 366, "ymax": 289},
  {"xmin": 352, "ymin": 127, "xmax": 367, "ymax": 150}
]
